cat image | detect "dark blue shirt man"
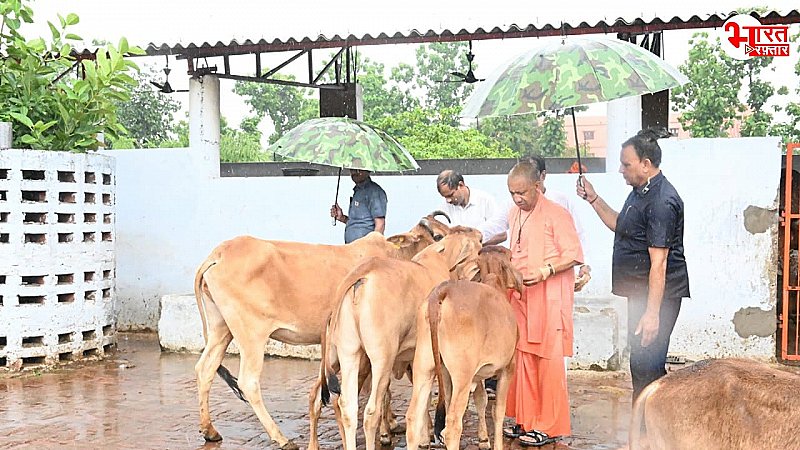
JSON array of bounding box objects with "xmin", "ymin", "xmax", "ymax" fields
[
  {"xmin": 330, "ymin": 169, "xmax": 387, "ymax": 243},
  {"xmin": 577, "ymin": 128, "xmax": 689, "ymax": 400}
]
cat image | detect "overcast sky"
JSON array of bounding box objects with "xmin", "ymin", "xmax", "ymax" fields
[{"xmin": 27, "ymin": 1, "xmax": 800, "ymax": 132}]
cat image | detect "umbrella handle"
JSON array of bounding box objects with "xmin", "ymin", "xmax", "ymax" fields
[
  {"xmin": 571, "ymin": 108, "xmax": 584, "ymax": 178},
  {"xmin": 333, "ymin": 167, "xmax": 342, "ymax": 226}
]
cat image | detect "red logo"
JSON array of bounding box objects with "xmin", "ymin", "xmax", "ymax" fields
[{"xmin": 722, "ymin": 14, "xmax": 791, "ymax": 60}]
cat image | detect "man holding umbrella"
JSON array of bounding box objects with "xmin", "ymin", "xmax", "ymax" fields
[{"xmin": 330, "ymin": 169, "xmax": 387, "ymax": 243}]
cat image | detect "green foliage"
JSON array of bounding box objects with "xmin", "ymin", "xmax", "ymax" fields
[
  {"xmin": 771, "ymin": 30, "xmax": 800, "ymax": 147},
  {"xmin": 371, "ymin": 107, "xmax": 514, "ymax": 159},
  {"xmin": 234, "ymin": 71, "xmax": 318, "ymax": 144},
  {"xmin": 671, "ymin": 33, "xmax": 745, "ymax": 138},
  {"xmin": 534, "ymin": 113, "xmax": 568, "ymax": 157},
  {"xmin": 358, "ymin": 57, "xmax": 419, "ymax": 122},
  {"xmin": 413, "ymin": 42, "xmax": 474, "ymax": 116},
  {"xmin": 478, "ymin": 115, "xmax": 539, "ymax": 156},
  {"xmin": 113, "ymin": 67, "xmax": 180, "ymax": 148},
  {"xmin": 0, "ymin": 0, "xmax": 142, "ymax": 151}
]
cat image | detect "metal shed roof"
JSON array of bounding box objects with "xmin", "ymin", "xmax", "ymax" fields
[{"xmin": 143, "ymin": 8, "xmax": 800, "ymax": 58}]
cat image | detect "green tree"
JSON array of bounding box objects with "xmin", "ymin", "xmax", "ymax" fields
[
  {"xmin": 534, "ymin": 113, "xmax": 568, "ymax": 157},
  {"xmin": 771, "ymin": 31, "xmax": 800, "ymax": 147},
  {"xmin": 0, "ymin": 1, "xmax": 142, "ymax": 151},
  {"xmin": 671, "ymin": 33, "xmax": 746, "ymax": 137},
  {"xmin": 358, "ymin": 58, "xmax": 418, "ymax": 122},
  {"xmin": 478, "ymin": 115, "xmax": 546, "ymax": 157},
  {"xmin": 234, "ymin": 72, "xmax": 318, "ymax": 144},
  {"xmin": 113, "ymin": 67, "xmax": 180, "ymax": 148},
  {"xmin": 371, "ymin": 107, "xmax": 514, "ymax": 159}
]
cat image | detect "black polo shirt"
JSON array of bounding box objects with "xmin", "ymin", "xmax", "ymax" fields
[{"xmin": 612, "ymin": 172, "xmax": 690, "ymax": 300}]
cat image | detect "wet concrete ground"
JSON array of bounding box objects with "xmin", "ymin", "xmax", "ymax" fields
[{"xmin": 0, "ymin": 333, "xmax": 631, "ymax": 450}]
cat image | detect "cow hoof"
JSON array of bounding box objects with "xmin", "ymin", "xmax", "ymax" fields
[
  {"xmin": 380, "ymin": 433, "xmax": 392, "ymax": 446},
  {"xmin": 280, "ymin": 440, "xmax": 300, "ymax": 450},
  {"xmin": 201, "ymin": 428, "xmax": 223, "ymax": 442},
  {"xmin": 478, "ymin": 438, "xmax": 491, "ymax": 450},
  {"xmin": 389, "ymin": 421, "xmax": 406, "ymax": 434}
]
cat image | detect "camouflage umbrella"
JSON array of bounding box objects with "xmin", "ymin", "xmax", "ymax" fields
[
  {"xmin": 462, "ymin": 36, "xmax": 689, "ymax": 174},
  {"xmin": 267, "ymin": 117, "xmax": 418, "ymax": 172},
  {"xmin": 266, "ymin": 116, "xmax": 419, "ymax": 225}
]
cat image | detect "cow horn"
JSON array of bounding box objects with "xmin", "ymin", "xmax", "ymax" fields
[
  {"xmin": 418, "ymin": 218, "xmax": 434, "ymax": 237},
  {"xmin": 431, "ymin": 210, "xmax": 451, "ymax": 224}
]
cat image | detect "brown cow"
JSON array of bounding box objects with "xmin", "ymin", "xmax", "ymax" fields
[
  {"xmin": 193, "ymin": 212, "xmax": 451, "ymax": 450},
  {"xmin": 406, "ymin": 246, "xmax": 522, "ymax": 450},
  {"xmin": 629, "ymin": 358, "xmax": 800, "ymax": 450},
  {"xmin": 320, "ymin": 227, "xmax": 484, "ymax": 450}
]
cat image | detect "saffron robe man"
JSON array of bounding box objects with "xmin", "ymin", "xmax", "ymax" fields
[{"xmin": 504, "ymin": 161, "xmax": 583, "ymax": 445}]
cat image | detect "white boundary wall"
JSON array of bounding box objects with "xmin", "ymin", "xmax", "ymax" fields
[
  {"xmin": 108, "ymin": 137, "xmax": 783, "ymax": 361},
  {"xmin": 0, "ymin": 150, "xmax": 116, "ymax": 370}
]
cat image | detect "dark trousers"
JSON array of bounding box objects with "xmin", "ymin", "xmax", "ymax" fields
[{"xmin": 627, "ymin": 295, "xmax": 682, "ymax": 400}]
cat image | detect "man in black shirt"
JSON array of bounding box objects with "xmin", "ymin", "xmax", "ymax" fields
[{"xmin": 576, "ymin": 128, "xmax": 689, "ymax": 400}]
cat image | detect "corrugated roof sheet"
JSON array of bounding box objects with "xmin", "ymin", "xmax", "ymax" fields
[{"xmin": 143, "ymin": 8, "xmax": 800, "ymax": 57}]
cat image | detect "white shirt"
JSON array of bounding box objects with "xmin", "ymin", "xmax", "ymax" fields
[{"xmin": 440, "ymin": 187, "xmax": 507, "ymax": 243}]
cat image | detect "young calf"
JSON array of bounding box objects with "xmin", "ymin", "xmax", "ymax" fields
[
  {"xmin": 406, "ymin": 246, "xmax": 522, "ymax": 450},
  {"xmin": 630, "ymin": 358, "xmax": 800, "ymax": 450},
  {"xmin": 319, "ymin": 228, "xmax": 484, "ymax": 450}
]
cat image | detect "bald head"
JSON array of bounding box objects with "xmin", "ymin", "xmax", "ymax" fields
[{"xmin": 508, "ymin": 160, "xmax": 541, "ymax": 183}]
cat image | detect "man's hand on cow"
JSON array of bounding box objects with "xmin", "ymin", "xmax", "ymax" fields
[
  {"xmin": 635, "ymin": 311, "xmax": 660, "ymax": 347},
  {"xmin": 522, "ymin": 273, "xmax": 543, "ymax": 286},
  {"xmin": 574, "ymin": 264, "xmax": 592, "ymax": 292}
]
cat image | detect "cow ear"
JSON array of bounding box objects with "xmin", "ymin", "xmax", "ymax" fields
[
  {"xmin": 387, "ymin": 233, "xmax": 417, "ymax": 249},
  {"xmin": 506, "ymin": 264, "xmax": 524, "ymax": 295}
]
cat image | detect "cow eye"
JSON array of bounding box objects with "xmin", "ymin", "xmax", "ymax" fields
[{"xmin": 434, "ymin": 234, "xmax": 444, "ymax": 241}]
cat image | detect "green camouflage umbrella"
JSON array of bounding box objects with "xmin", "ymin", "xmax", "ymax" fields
[
  {"xmin": 266, "ymin": 116, "xmax": 419, "ymax": 226},
  {"xmin": 461, "ymin": 36, "xmax": 689, "ymax": 174},
  {"xmin": 267, "ymin": 117, "xmax": 419, "ymax": 172}
]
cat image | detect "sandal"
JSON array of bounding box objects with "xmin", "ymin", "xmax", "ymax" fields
[
  {"xmin": 518, "ymin": 430, "xmax": 557, "ymax": 447},
  {"xmin": 502, "ymin": 424, "xmax": 524, "ymax": 438}
]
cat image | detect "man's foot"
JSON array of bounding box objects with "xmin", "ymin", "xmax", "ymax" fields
[
  {"xmin": 518, "ymin": 430, "xmax": 557, "ymax": 447},
  {"xmin": 502, "ymin": 424, "xmax": 525, "ymax": 439}
]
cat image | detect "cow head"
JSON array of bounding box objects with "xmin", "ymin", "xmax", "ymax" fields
[
  {"xmin": 412, "ymin": 210, "xmax": 451, "ymax": 242},
  {"xmin": 385, "ymin": 211, "xmax": 453, "ymax": 260},
  {"xmin": 414, "ymin": 226, "xmax": 482, "ymax": 281},
  {"xmin": 477, "ymin": 245, "xmax": 523, "ymax": 295}
]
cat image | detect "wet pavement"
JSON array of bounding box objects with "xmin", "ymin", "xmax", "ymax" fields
[{"xmin": 0, "ymin": 333, "xmax": 631, "ymax": 450}]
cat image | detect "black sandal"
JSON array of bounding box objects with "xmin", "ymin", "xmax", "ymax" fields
[
  {"xmin": 518, "ymin": 430, "xmax": 557, "ymax": 447},
  {"xmin": 502, "ymin": 424, "xmax": 524, "ymax": 438}
]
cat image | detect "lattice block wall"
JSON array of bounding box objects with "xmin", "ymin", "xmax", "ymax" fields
[{"xmin": 0, "ymin": 150, "xmax": 116, "ymax": 370}]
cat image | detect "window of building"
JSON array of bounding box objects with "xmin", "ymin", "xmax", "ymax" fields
[
  {"xmin": 583, "ymin": 130, "xmax": 595, "ymax": 140},
  {"xmin": 669, "ymin": 127, "xmax": 679, "ymax": 136}
]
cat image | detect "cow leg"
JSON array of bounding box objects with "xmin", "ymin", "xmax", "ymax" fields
[
  {"xmin": 307, "ymin": 376, "xmax": 324, "ymax": 450},
  {"xmin": 337, "ymin": 350, "xmax": 363, "ymax": 450},
  {"xmin": 493, "ymin": 364, "xmax": 514, "ymax": 450},
  {"xmin": 472, "ymin": 379, "xmax": 491, "ymax": 450},
  {"xmin": 405, "ymin": 368, "xmax": 435, "ymax": 450},
  {"xmin": 195, "ymin": 301, "xmax": 233, "ymax": 442},
  {"xmin": 237, "ymin": 335, "xmax": 298, "ymax": 450},
  {"xmin": 442, "ymin": 379, "xmax": 471, "ymax": 450},
  {"xmin": 363, "ymin": 361, "xmax": 393, "ymax": 450},
  {"xmin": 379, "ymin": 387, "xmax": 393, "ymax": 446}
]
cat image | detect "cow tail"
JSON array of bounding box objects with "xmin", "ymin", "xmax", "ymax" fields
[
  {"xmin": 629, "ymin": 380, "xmax": 659, "ymax": 450},
  {"xmin": 193, "ymin": 258, "xmax": 217, "ymax": 343},
  {"xmin": 428, "ymin": 281, "xmax": 449, "ymax": 442},
  {"xmin": 194, "ymin": 258, "xmax": 248, "ymax": 404},
  {"xmin": 320, "ymin": 316, "xmax": 335, "ymax": 405}
]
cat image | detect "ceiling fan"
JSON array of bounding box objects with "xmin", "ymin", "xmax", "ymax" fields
[
  {"xmin": 150, "ymin": 56, "xmax": 188, "ymax": 94},
  {"xmin": 437, "ymin": 40, "xmax": 485, "ymax": 84}
]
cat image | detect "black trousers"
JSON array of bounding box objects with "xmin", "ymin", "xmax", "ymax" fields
[{"xmin": 627, "ymin": 295, "xmax": 682, "ymax": 400}]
